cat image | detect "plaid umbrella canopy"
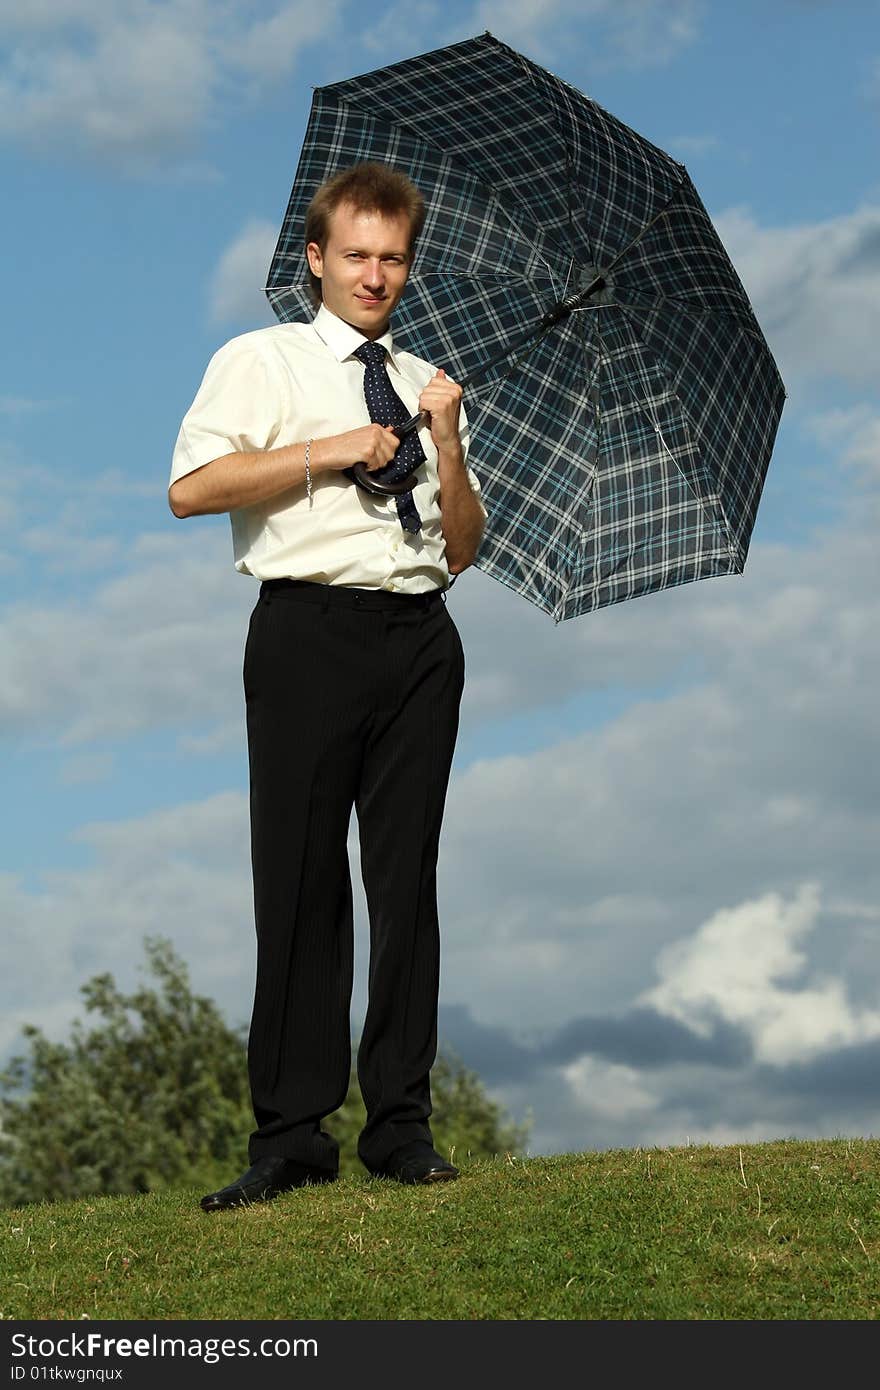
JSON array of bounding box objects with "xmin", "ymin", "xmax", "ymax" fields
[{"xmin": 265, "ymin": 32, "xmax": 785, "ymax": 622}]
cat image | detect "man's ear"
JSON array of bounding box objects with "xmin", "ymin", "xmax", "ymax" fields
[{"xmin": 306, "ymin": 241, "xmax": 323, "ymax": 277}]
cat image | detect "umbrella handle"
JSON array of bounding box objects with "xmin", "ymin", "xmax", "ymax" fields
[
  {"xmin": 346, "ymin": 461, "xmax": 419, "ymax": 496},
  {"xmin": 345, "ymin": 414, "xmax": 425, "ymax": 496}
]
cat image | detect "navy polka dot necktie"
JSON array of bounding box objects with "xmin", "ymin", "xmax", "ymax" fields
[{"xmin": 354, "ymin": 340, "xmax": 425, "ymax": 534}]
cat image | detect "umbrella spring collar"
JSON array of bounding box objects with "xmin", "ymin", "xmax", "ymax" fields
[{"xmin": 541, "ymin": 277, "xmax": 606, "ymax": 327}]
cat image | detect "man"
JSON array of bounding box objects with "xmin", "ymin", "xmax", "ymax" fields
[{"xmin": 168, "ymin": 162, "xmax": 486, "ymax": 1209}]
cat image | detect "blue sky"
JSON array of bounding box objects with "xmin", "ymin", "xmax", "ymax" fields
[{"xmin": 2, "ymin": 0, "xmax": 879, "ymax": 1160}]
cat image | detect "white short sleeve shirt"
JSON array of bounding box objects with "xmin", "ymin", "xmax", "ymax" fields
[{"xmin": 170, "ymin": 305, "xmax": 486, "ymax": 593}]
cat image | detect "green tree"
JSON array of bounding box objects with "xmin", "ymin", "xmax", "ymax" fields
[
  {"xmin": 0, "ymin": 938, "xmax": 530, "ymax": 1206},
  {"xmin": 0, "ymin": 938, "xmax": 252, "ymax": 1206}
]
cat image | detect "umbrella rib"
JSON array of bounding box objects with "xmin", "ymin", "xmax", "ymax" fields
[
  {"xmin": 612, "ymin": 300, "xmax": 737, "ymax": 553},
  {"xmin": 508, "ymin": 39, "xmax": 596, "ymax": 269},
  {"xmin": 530, "ymin": 247, "xmax": 567, "ymax": 300},
  {"xmin": 595, "ymin": 295, "xmax": 775, "ymax": 343},
  {"xmin": 461, "ymin": 320, "xmax": 565, "ymax": 399},
  {"xmin": 412, "ymin": 270, "xmax": 558, "ymax": 283},
  {"xmin": 599, "ymin": 183, "xmax": 687, "ymax": 279},
  {"xmin": 564, "ymin": 148, "xmax": 582, "ymax": 277},
  {"xmin": 568, "ymin": 244, "xmax": 595, "ymax": 468},
  {"xmin": 568, "ymin": 298, "xmax": 764, "ymax": 327}
]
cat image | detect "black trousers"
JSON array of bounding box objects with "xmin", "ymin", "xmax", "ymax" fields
[{"xmin": 243, "ymin": 578, "xmax": 465, "ymax": 1174}]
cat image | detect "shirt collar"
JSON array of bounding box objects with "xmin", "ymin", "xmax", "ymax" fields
[{"xmin": 312, "ymin": 303, "xmax": 400, "ymax": 372}]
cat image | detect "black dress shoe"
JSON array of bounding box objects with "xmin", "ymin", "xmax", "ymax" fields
[
  {"xmin": 371, "ymin": 1140, "xmax": 459, "ymax": 1185},
  {"xmin": 200, "ymin": 1155, "xmax": 337, "ymax": 1211}
]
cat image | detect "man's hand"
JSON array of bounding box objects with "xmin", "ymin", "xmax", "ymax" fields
[
  {"xmin": 317, "ymin": 423, "xmax": 401, "ymax": 473},
  {"xmin": 421, "ymin": 367, "xmax": 485, "ymax": 575},
  {"xmin": 419, "ymin": 369, "xmax": 462, "ymax": 450},
  {"xmin": 169, "ymin": 424, "xmax": 401, "ymax": 517}
]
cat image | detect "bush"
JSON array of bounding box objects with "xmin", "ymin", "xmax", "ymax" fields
[{"xmin": 0, "ymin": 938, "xmax": 529, "ymax": 1205}]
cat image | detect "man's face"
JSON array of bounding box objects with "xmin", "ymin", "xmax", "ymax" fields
[{"xmin": 306, "ymin": 202, "xmax": 413, "ymax": 339}]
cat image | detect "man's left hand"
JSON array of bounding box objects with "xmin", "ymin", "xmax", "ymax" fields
[{"xmin": 419, "ymin": 369, "xmax": 462, "ymax": 450}]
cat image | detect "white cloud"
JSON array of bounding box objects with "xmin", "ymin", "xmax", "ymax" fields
[
  {"xmin": 641, "ymin": 884, "xmax": 880, "ymax": 1065},
  {"xmin": 0, "ymin": 1, "xmax": 341, "ymax": 170},
  {"xmin": 712, "ymin": 203, "xmax": 880, "ymax": 392},
  {"xmin": 351, "ymin": 0, "xmax": 702, "ymax": 70},
  {"xmin": 667, "ymin": 133, "xmax": 719, "ymax": 158},
  {"xmin": 439, "ymin": 659, "xmax": 880, "ymax": 1032},
  {"xmin": 0, "ymin": 791, "xmax": 256, "ymax": 1059},
  {"xmin": 432, "ymin": 425, "xmax": 880, "ymax": 1029},
  {"xmin": 562, "ymin": 1055, "xmax": 659, "ymax": 1119},
  {"xmin": 0, "ymin": 529, "xmax": 254, "ymax": 742},
  {"xmin": 465, "ymin": 0, "xmax": 701, "ymax": 68},
  {"xmin": 0, "ymin": 396, "xmax": 58, "ymax": 414},
  {"xmin": 21, "ymin": 525, "xmax": 123, "ymax": 574},
  {"xmin": 209, "ymin": 219, "xmax": 280, "ymax": 326},
  {"xmin": 230, "ymin": 0, "xmax": 343, "ymax": 82},
  {"xmin": 58, "ymin": 752, "xmax": 116, "ymax": 785},
  {"xmin": 805, "ymin": 404, "xmax": 880, "ymax": 485},
  {"xmin": 0, "ymin": 460, "xmax": 161, "ymax": 578},
  {"xmin": 0, "ymin": 5, "xmax": 212, "ymax": 169},
  {"xmin": 360, "ymin": 2, "xmax": 443, "ymax": 56},
  {"xmin": 0, "ymin": 790, "xmax": 371, "ymax": 1063}
]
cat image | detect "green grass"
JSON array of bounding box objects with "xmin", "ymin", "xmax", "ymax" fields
[{"xmin": 3, "ymin": 1139, "xmax": 878, "ymax": 1320}]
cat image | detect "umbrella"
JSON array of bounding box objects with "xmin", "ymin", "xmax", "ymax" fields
[{"xmin": 265, "ymin": 32, "xmax": 785, "ymax": 622}]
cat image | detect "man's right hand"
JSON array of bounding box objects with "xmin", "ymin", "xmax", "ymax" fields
[
  {"xmin": 319, "ymin": 423, "xmax": 401, "ymax": 473},
  {"xmin": 169, "ymin": 425, "xmax": 402, "ymax": 518}
]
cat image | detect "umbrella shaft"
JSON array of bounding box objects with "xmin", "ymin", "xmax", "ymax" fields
[{"xmin": 396, "ymin": 276, "xmax": 604, "ymax": 439}]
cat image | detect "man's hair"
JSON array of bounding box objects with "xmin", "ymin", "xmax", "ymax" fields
[{"xmin": 304, "ymin": 161, "xmax": 426, "ymax": 307}]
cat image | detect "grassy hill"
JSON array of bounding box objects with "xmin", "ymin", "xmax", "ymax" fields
[{"xmin": 3, "ymin": 1139, "xmax": 878, "ymax": 1320}]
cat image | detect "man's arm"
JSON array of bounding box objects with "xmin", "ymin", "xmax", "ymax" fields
[
  {"xmin": 168, "ymin": 425, "xmax": 402, "ymax": 518},
  {"xmin": 436, "ymin": 436, "xmax": 486, "ymax": 574},
  {"xmin": 420, "ymin": 370, "xmax": 486, "ymax": 574}
]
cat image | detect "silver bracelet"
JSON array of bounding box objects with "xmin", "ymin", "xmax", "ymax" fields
[{"xmin": 304, "ymin": 438, "xmax": 313, "ymax": 501}]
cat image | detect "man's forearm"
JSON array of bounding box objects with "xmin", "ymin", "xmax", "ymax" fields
[
  {"xmin": 169, "ymin": 441, "xmax": 312, "ymax": 517},
  {"xmin": 437, "ymin": 440, "xmax": 486, "ymax": 574},
  {"xmin": 168, "ymin": 425, "xmax": 399, "ymax": 518}
]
